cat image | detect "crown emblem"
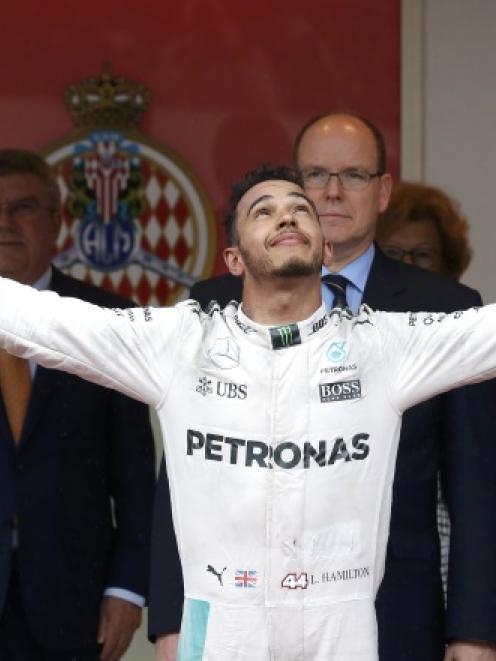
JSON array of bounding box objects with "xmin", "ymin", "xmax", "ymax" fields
[{"xmin": 64, "ymin": 63, "xmax": 150, "ymax": 129}]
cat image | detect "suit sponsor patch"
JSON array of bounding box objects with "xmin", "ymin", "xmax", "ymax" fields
[
  {"xmin": 186, "ymin": 429, "xmax": 370, "ymax": 469},
  {"xmin": 319, "ymin": 379, "xmax": 361, "ymax": 402}
]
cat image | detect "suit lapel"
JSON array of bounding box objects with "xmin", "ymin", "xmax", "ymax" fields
[
  {"xmin": 362, "ymin": 247, "xmax": 408, "ymax": 309},
  {"xmin": 2, "ymin": 362, "xmax": 60, "ymax": 449},
  {"xmin": 0, "ymin": 397, "xmax": 14, "ymax": 446},
  {"xmin": 17, "ymin": 367, "xmax": 62, "ymax": 447}
]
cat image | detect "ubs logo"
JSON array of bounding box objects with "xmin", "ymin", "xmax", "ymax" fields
[
  {"xmin": 217, "ymin": 381, "xmax": 247, "ymax": 399},
  {"xmin": 196, "ymin": 377, "xmax": 213, "ymax": 397},
  {"xmin": 195, "ymin": 377, "xmax": 247, "ymax": 399}
]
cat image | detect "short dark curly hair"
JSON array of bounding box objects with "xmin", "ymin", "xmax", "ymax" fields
[
  {"xmin": 224, "ymin": 164, "xmax": 304, "ymax": 245},
  {"xmin": 376, "ymin": 181, "xmax": 472, "ymax": 279}
]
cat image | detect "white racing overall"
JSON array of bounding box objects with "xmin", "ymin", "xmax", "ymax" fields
[{"xmin": 1, "ymin": 277, "xmax": 496, "ymax": 660}]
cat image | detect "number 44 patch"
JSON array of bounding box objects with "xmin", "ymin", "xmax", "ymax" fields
[{"xmin": 281, "ymin": 572, "xmax": 309, "ymax": 589}]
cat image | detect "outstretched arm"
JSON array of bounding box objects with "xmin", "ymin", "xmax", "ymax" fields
[
  {"xmin": 376, "ymin": 304, "xmax": 496, "ymax": 412},
  {"xmin": 0, "ymin": 276, "xmax": 182, "ymax": 407}
]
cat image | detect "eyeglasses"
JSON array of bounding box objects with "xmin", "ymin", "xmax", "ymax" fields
[
  {"xmin": 300, "ymin": 167, "xmax": 383, "ymax": 191},
  {"xmin": 380, "ymin": 244, "xmax": 442, "ymax": 269},
  {"xmin": 0, "ymin": 197, "xmax": 53, "ymax": 222}
]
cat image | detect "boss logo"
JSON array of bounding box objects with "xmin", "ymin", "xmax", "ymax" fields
[{"xmin": 319, "ymin": 379, "xmax": 361, "ymax": 403}]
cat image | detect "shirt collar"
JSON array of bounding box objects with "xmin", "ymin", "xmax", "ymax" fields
[
  {"xmin": 230, "ymin": 302, "xmax": 336, "ymax": 350},
  {"xmin": 321, "ymin": 243, "xmax": 375, "ymax": 295},
  {"xmin": 32, "ymin": 266, "xmax": 52, "ymax": 292}
]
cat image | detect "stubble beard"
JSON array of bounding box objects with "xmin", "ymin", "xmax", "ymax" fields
[{"xmin": 238, "ymin": 243, "xmax": 323, "ymax": 280}]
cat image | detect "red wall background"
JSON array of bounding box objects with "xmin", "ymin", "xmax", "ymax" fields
[{"xmin": 1, "ymin": 0, "xmax": 400, "ymax": 274}]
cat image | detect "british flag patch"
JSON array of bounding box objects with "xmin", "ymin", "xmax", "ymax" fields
[{"xmin": 235, "ymin": 569, "xmax": 257, "ymax": 588}]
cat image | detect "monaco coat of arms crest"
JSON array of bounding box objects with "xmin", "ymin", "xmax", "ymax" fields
[{"xmin": 42, "ymin": 64, "xmax": 216, "ymax": 305}]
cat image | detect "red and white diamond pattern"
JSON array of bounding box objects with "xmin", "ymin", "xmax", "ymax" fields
[{"xmin": 54, "ymin": 158, "xmax": 199, "ymax": 306}]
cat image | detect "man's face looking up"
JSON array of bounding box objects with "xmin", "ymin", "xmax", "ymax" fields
[{"xmin": 224, "ymin": 179, "xmax": 324, "ymax": 280}]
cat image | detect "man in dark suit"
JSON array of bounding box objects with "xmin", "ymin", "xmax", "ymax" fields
[
  {"xmin": 149, "ymin": 114, "xmax": 496, "ymax": 661},
  {"xmin": 296, "ymin": 113, "xmax": 496, "ymax": 661},
  {"xmin": 0, "ymin": 149, "xmax": 156, "ymax": 660}
]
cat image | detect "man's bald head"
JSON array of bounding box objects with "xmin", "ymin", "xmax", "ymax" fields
[{"xmin": 293, "ymin": 112, "xmax": 387, "ymax": 173}]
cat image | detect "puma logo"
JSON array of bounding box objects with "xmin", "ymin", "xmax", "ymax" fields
[{"xmin": 206, "ymin": 564, "xmax": 227, "ymax": 586}]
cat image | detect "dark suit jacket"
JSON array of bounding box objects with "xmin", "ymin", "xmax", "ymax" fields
[
  {"xmin": 148, "ymin": 251, "xmax": 496, "ymax": 659},
  {"xmin": 0, "ymin": 268, "xmax": 156, "ymax": 651}
]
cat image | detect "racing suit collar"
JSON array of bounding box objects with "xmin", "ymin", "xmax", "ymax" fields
[{"xmin": 232, "ymin": 303, "xmax": 330, "ymax": 350}]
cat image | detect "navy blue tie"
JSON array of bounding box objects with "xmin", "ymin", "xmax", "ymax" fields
[{"xmin": 322, "ymin": 274, "xmax": 350, "ymax": 309}]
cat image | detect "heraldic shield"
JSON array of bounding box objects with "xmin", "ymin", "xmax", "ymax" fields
[{"xmin": 42, "ymin": 64, "xmax": 216, "ymax": 306}]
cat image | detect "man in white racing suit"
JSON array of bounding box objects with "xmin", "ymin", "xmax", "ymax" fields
[{"xmin": 1, "ymin": 164, "xmax": 496, "ymax": 661}]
